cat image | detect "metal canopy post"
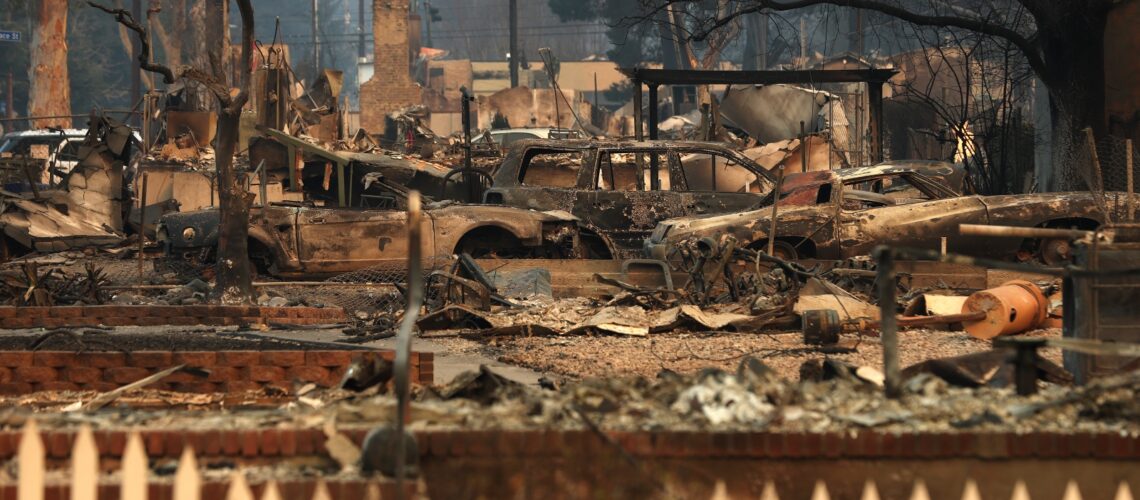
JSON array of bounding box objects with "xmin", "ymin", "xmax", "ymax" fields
[
  {"xmin": 648, "ymin": 84, "xmax": 659, "ymax": 140},
  {"xmin": 633, "ymin": 77, "xmax": 644, "ymax": 141},
  {"xmin": 867, "ymin": 80, "xmax": 885, "ymax": 163}
]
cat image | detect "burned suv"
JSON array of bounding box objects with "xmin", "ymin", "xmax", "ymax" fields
[{"xmin": 484, "ymin": 140, "xmax": 778, "ymax": 256}]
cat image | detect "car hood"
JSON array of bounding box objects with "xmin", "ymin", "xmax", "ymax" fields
[{"xmin": 651, "ymin": 203, "xmax": 823, "ymax": 244}]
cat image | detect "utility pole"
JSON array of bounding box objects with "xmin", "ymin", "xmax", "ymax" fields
[
  {"xmin": 312, "ymin": 0, "xmax": 320, "ymax": 77},
  {"xmin": 424, "ymin": 0, "xmax": 433, "ymax": 47},
  {"xmin": 850, "ymin": 9, "xmax": 864, "ymax": 55},
  {"xmin": 130, "ymin": 0, "xmax": 141, "ymax": 126},
  {"xmin": 508, "ymin": 0, "xmax": 518, "ymax": 88},
  {"xmin": 358, "ymin": 0, "xmax": 366, "ymax": 59},
  {"xmin": 758, "ymin": 11, "xmax": 768, "ymax": 69},
  {"xmin": 5, "ymin": 73, "xmax": 13, "ymax": 121}
]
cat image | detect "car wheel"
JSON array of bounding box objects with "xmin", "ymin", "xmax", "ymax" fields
[
  {"xmin": 768, "ymin": 240, "xmax": 799, "ymax": 261},
  {"xmin": 1038, "ymin": 237, "xmax": 1073, "ymax": 266}
]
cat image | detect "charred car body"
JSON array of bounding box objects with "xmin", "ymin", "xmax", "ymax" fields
[
  {"xmin": 645, "ymin": 164, "xmax": 1122, "ymax": 264},
  {"xmin": 158, "ymin": 173, "xmax": 598, "ymax": 279},
  {"xmin": 484, "ymin": 139, "xmax": 779, "ymax": 256}
]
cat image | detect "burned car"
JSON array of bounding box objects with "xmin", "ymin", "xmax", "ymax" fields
[
  {"xmin": 158, "ymin": 177, "xmax": 601, "ymax": 279},
  {"xmin": 646, "ymin": 164, "xmax": 1123, "ymax": 264},
  {"xmin": 484, "ymin": 139, "xmax": 778, "ymax": 256}
]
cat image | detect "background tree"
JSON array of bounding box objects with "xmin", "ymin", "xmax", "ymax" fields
[
  {"xmin": 27, "ymin": 0, "xmax": 71, "ymax": 129},
  {"xmin": 90, "ymin": 0, "xmax": 257, "ymax": 304},
  {"xmin": 653, "ymin": 0, "xmax": 1116, "ymax": 192}
]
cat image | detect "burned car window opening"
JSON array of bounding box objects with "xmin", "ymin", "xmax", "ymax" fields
[{"xmin": 518, "ymin": 148, "xmax": 584, "ymax": 188}]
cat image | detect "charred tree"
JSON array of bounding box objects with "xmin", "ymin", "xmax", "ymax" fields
[
  {"xmin": 28, "ymin": 0, "xmax": 71, "ymax": 129},
  {"xmin": 90, "ymin": 1, "xmax": 257, "ymax": 304},
  {"xmin": 661, "ymin": 0, "xmax": 1115, "ymax": 192}
]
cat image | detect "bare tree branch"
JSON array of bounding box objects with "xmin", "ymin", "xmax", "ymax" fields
[
  {"xmin": 86, "ymin": 1, "xmax": 175, "ymax": 84},
  {"xmin": 227, "ymin": 0, "xmax": 254, "ymax": 115},
  {"xmin": 667, "ymin": 0, "xmax": 1048, "ymax": 79}
]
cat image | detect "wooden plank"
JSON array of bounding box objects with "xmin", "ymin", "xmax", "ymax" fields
[
  {"xmin": 71, "ymin": 425, "xmax": 98, "ymax": 500},
  {"xmin": 225, "ymin": 471, "xmax": 254, "ymax": 500},
  {"xmin": 1116, "ymin": 482, "xmax": 1135, "ymax": 500},
  {"xmin": 759, "ymin": 481, "xmax": 779, "ymax": 500},
  {"xmin": 18, "ymin": 419, "xmax": 44, "ymax": 500},
  {"xmin": 811, "ymin": 481, "xmax": 831, "ymax": 500},
  {"xmin": 861, "ymin": 481, "xmax": 881, "ymax": 500},
  {"xmin": 1011, "ymin": 480, "xmax": 1031, "ymax": 500},
  {"xmin": 1063, "ymin": 481, "xmax": 1084, "ymax": 500},
  {"xmin": 173, "ymin": 446, "xmax": 201, "ymax": 500},
  {"xmin": 961, "ymin": 479, "xmax": 982, "ymax": 500},
  {"xmin": 122, "ymin": 432, "xmax": 148, "ymax": 500},
  {"xmin": 310, "ymin": 480, "xmax": 331, "ymax": 500},
  {"xmin": 260, "ymin": 481, "xmax": 282, "ymax": 500},
  {"xmin": 910, "ymin": 480, "xmax": 931, "ymax": 500}
]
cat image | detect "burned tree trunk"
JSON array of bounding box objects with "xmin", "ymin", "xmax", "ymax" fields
[
  {"xmin": 90, "ymin": 0, "xmax": 256, "ymax": 304},
  {"xmin": 28, "ymin": 0, "xmax": 71, "ymax": 129}
]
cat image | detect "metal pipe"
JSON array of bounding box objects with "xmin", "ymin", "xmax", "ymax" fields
[
  {"xmin": 767, "ymin": 166, "xmax": 785, "ymax": 257},
  {"xmin": 138, "ymin": 174, "xmax": 149, "ymax": 279},
  {"xmin": 875, "ymin": 246, "xmax": 900, "ymax": 398},
  {"xmin": 1127, "ymin": 139, "xmax": 1134, "ymax": 221},
  {"xmin": 394, "ymin": 191, "xmax": 424, "ymax": 499},
  {"xmin": 633, "ymin": 78, "xmax": 643, "ymax": 141},
  {"xmin": 959, "ymin": 223, "xmax": 1092, "ymax": 240}
]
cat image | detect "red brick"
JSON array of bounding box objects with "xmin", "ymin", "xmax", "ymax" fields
[
  {"xmin": 201, "ymin": 430, "xmax": 224, "ymax": 456},
  {"xmin": 305, "ymin": 351, "xmax": 354, "ymax": 367},
  {"xmin": 216, "ymin": 351, "xmax": 261, "ymax": 366},
  {"xmin": 172, "ymin": 352, "xmax": 217, "ymax": 367},
  {"xmin": 50, "ymin": 307, "xmax": 85, "ymax": 318},
  {"xmin": 0, "ymin": 352, "xmax": 32, "ymax": 367},
  {"xmin": 104, "ymin": 431, "xmax": 126, "ymax": 456},
  {"xmin": 145, "ymin": 432, "xmax": 164, "ymax": 456},
  {"xmin": 168, "ymin": 317, "xmax": 200, "ymax": 325},
  {"xmin": 241, "ymin": 430, "xmax": 259, "ymax": 457},
  {"xmin": 205, "ymin": 366, "xmax": 241, "ymax": 383},
  {"xmin": 296, "ymin": 429, "xmax": 317, "ymax": 455},
  {"xmin": 37, "ymin": 381, "xmax": 79, "ymax": 392},
  {"xmin": 131, "ymin": 317, "xmax": 167, "ymax": 327},
  {"xmin": 221, "ymin": 430, "xmax": 243, "ymax": 457},
  {"xmin": 278, "ymin": 428, "xmax": 298, "ymax": 456},
  {"xmin": 261, "ymin": 351, "xmax": 306, "ymax": 366},
  {"xmin": 128, "ymin": 352, "xmax": 173, "ymax": 368},
  {"xmin": 1, "ymin": 317, "xmax": 35, "ymax": 329},
  {"xmin": 0, "ymin": 368, "xmax": 11, "ymax": 384},
  {"xmin": 246, "ymin": 366, "xmax": 285, "ymax": 383},
  {"xmin": 165, "ymin": 432, "xmax": 185, "ymax": 456},
  {"xmin": 46, "ymin": 431, "xmax": 73, "ymax": 459},
  {"xmin": 171, "ymin": 382, "xmax": 220, "ymax": 393},
  {"xmin": 31, "ymin": 352, "xmax": 77, "ymax": 367},
  {"xmin": 160, "ymin": 371, "xmax": 200, "ymax": 384},
  {"xmin": 85, "ymin": 352, "xmax": 127, "ymax": 368},
  {"xmin": 103, "ymin": 367, "xmax": 152, "ymax": 384},
  {"xmin": 14, "ymin": 366, "xmax": 58, "ymax": 383},
  {"xmin": 62, "ymin": 367, "xmax": 103, "ymax": 384},
  {"xmin": 259, "ymin": 428, "xmax": 280, "ymax": 456}
]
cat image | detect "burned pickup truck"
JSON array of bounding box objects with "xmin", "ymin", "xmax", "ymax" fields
[
  {"xmin": 646, "ymin": 164, "xmax": 1123, "ymax": 264},
  {"xmin": 484, "ymin": 139, "xmax": 778, "ymax": 256},
  {"xmin": 157, "ymin": 178, "xmax": 599, "ymax": 278}
]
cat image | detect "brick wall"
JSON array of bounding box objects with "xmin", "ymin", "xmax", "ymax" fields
[
  {"xmin": 0, "ymin": 350, "xmax": 433, "ymax": 394},
  {"xmin": 0, "ymin": 305, "xmax": 346, "ymax": 329},
  {"xmin": 359, "ymin": 0, "xmax": 423, "ymax": 133}
]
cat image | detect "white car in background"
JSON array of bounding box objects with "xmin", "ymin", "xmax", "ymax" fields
[
  {"xmin": 477, "ymin": 127, "xmax": 585, "ymax": 149},
  {"xmin": 0, "ymin": 128, "xmax": 89, "ymax": 187}
]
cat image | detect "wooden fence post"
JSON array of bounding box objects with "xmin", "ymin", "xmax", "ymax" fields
[
  {"xmin": 18, "ymin": 419, "xmax": 44, "ymax": 500},
  {"xmin": 71, "ymin": 425, "xmax": 98, "ymax": 500},
  {"xmin": 173, "ymin": 446, "xmax": 201, "ymax": 500},
  {"xmin": 122, "ymin": 432, "xmax": 148, "ymax": 500}
]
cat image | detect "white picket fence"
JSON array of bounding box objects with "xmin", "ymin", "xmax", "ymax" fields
[
  {"xmin": 9, "ymin": 418, "xmax": 1138, "ymax": 500},
  {"xmin": 12, "ymin": 419, "xmax": 384, "ymax": 500},
  {"xmin": 709, "ymin": 478, "xmax": 1136, "ymax": 500}
]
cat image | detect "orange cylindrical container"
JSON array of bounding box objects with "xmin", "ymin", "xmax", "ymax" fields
[{"xmin": 960, "ymin": 280, "xmax": 1049, "ymax": 339}]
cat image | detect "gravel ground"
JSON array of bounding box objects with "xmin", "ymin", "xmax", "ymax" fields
[{"xmin": 426, "ymin": 328, "xmax": 1064, "ymax": 382}]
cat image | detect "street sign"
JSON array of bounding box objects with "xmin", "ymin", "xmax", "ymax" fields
[{"xmin": 0, "ymin": 31, "xmax": 21, "ymax": 42}]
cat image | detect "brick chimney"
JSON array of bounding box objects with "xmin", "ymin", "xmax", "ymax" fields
[{"xmin": 359, "ymin": 0, "xmax": 422, "ymax": 134}]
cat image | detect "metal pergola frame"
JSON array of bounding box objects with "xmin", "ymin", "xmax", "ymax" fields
[{"xmin": 620, "ymin": 68, "xmax": 899, "ymax": 162}]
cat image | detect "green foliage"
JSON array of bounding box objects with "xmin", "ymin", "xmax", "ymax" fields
[{"xmin": 548, "ymin": 0, "xmax": 659, "ymax": 67}]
